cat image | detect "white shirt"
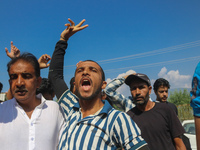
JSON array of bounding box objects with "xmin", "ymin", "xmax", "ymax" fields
[{"xmin": 0, "ymin": 94, "xmax": 65, "ymax": 150}]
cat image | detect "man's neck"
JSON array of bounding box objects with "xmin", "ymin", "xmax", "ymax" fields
[
  {"xmin": 17, "ymin": 96, "xmax": 41, "ymax": 119},
  {"xmin": 79, "ymin": 97, "xmax": 104, "ymax": 118},
  {"xmin": 137, "ymin": 100, "xmax": 155, "ymax": 112}
]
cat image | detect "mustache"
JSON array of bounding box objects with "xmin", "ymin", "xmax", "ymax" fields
[{"xmin": 14, "ymin": 88, "xmax": 28, "ymax": 93}]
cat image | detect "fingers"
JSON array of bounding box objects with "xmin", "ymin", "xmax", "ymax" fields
[
  {"xmin": 11, "ymin": 41, "xmax": 13, "ymax": 47},
  {"xmin": 39, "ymin": 54, "xmax": 51, "ymax": 62},
  {"xmin": 77, "ymin": 19, "xmax": 86, "ymax": 27},
  {"xmin": 68, "ymin": 18, "xmax": 75, "ymax": 26},
  {"xmin": 43, "ymin": 54, "xmax": 51, "ymax": 60},
  {"xmin": 64, "ymin": 23, "xmax": 71, "ymax": 28},
  {"xmin": 5, "ymin": 47, "xmax": 9, "ymax": 55},
  {"xmin": 77, "ymin": 24, "xmax": 89, "ymax": 31}
]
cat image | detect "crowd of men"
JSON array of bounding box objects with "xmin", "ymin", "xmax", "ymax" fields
[{"xmin": 0, "ymin": 18, "xmax": 199, "ymax": 150}]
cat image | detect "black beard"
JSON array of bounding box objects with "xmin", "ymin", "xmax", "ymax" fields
[
  {"xmin": 133, "ymin": 91, "xmax": 149, "ymax": 106},
  {"xmin": 76, "ymin": 86, "xmax": 102, "ymax": 101}
]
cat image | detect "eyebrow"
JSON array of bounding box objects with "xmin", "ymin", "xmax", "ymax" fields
[{"xmin": 76, "ymin": 66, "xmax": 99, "ymax": 70}]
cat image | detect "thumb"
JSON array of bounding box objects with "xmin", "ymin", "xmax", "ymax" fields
[{"xmin": 5, "ymin": 47, "xmax": 9, "ymax": 54}]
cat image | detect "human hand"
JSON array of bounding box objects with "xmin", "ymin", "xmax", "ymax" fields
[
  {"xmin": 60, "ymin": 18, "xmax": 88, "ymax": 41},
  {"xmin": 38, "ymin": 54, "xmax": 51, "ymax": 69},
  {"xmin": 124, "ymin": 73, "xmax": 136, "ymax": 79},
  {"xmin": 124, "ymin": 75, "xmax": 130, "ymax": 79},
  {"xmin": 5, "ymin": 41, "xmax": 20, "ymax": 58}
]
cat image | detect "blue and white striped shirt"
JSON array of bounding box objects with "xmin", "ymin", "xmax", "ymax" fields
[{"xmin": 58, "ymin": 89, "xmax": 147, "ymax": 150}]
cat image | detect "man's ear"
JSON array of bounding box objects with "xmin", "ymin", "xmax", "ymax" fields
[
  {"xmin": 101, "ymin": 81, "xmax": 107, "ymax": 89},
  {"xmin": 149, "ymin": 86, "xmax": 152, "ymax": 95},
  {"xmin": 8, "ymin": 79, "xmax": 11, "ymax": 86},
  {"xmin": 36, "ymin": 77, "xmax": 42, "ymax": 88}
]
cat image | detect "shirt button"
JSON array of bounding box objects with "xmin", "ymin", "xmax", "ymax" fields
[{"xmin": 31, "ymin": 137, "xmax": 34, "ymax": 141}]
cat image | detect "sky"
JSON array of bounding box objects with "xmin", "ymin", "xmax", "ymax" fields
[{"xmin": 0, "ymin": 0, "xmax": 200, "ymax": 98}]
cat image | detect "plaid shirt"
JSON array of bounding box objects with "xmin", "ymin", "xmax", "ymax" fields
[{"xmin": 104, "ymin": 77, "xmax": 135, "ymax": 112}]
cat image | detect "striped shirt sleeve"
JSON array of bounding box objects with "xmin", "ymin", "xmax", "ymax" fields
[
  {"xmin": 104, "ymin": 77, "xmax": 135, "ymax": 112},
  {"xmin": 112, "ymin": 111, "xmax": 147, "ymax": 150},
  {"xmin": 58, "ymin": 89, "xmax": 78, "ymax": 118}
]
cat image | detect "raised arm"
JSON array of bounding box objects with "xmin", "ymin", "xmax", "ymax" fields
[
  {"xmin": 49, "ymin": 18, "xmax": 88, "ymax": 100},
  {"xmin": 103, "ymin": 75, "xmax": 135, "ymax": 112}
]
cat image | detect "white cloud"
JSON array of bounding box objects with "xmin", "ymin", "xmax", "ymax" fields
[
  {"xmin": 105, "ymin": 68, "xmax": 192, "ymax": 99},
  {"xmin": 156, "ymin": 67, "xmax": 192, "ymax": 89}
]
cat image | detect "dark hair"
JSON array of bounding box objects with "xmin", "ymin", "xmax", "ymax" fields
[
  {"xmin": 7, "ymin": 52, "xmax": 40, "ymax": 78},
  {"xmin": 70, "ymin": 77, "xmax": 75, "ymax": 92},
  {"xmin": 153, "ymin": 78, "xmax": 170, "ymax": 92},
  {"xmin": 77, "ymin": 60, "xmax": 105, "ymax": 81},
  {"xmin": 36, "ymin": 78, "xmax": 54, "ymax": 96},
  {"xmin": 0, "ymin": 82, "xmax": 3, "ymax": 93}
]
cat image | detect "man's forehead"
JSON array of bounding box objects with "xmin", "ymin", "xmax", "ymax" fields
[
  {"xmin": 158, "ymin": 85, "xmax": 169, "ymax": 89},
  {"xmin": 76, "ymin": 61, "xmax": 101, "ymax": 69},
  {"xmin": 9, "ymin": 60, "xmax": 35, "ymax": 73}
]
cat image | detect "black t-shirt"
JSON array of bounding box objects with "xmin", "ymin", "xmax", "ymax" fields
[
  {"xmin": 166, "ymin": 101, "xmax": 178, "ymax": 115},
  {"xmin": 127, "ymin": 103, "xmax": 185, "ymax": 150}
]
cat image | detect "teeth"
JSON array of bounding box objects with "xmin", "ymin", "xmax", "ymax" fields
[{"xmin": 82, "ymin": 79, "xmax": 90, "ymax": 86}]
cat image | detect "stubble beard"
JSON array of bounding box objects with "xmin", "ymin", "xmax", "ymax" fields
[
  {"xmin": 133, "ymin": 92, "xmax": 149, "ymax": 106},
  {"xmin": 76, "ymin": 87, "xmax": 102, "ymax": 101}
]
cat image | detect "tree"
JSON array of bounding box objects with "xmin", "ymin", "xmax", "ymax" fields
[
  {"xmin": 168, "ymin": 89, "xmax": 193, "ymax": 121},
  {"xmin": 168, "ymin": 89, "xmax": 190, "ymax": 106}
]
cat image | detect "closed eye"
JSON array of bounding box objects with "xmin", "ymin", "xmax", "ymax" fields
[
  {"xmin": 9, "ymin": 74, "xmax": 18, "ymax": 80},
  {"xmin": 22, "ymin": 73, "xmax": 33, "ymax": 79}
]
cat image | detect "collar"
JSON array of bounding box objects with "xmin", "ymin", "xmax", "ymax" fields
[
  {"xmin": 73, "ymin": 100, "xmax": 113, "ymax": 116},
  {"xmin": 13, "ymin": 93, "xmax": 45, "ymax": 109}
]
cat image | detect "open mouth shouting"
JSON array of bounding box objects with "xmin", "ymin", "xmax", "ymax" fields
[{"xmin": 81, "ymin": 78, "xmax": 92, "ymax": 91}]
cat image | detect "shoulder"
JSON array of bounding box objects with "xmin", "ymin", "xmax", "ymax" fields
[
  {"xmin": 59, "ymin": 89, "xmax": 78, "ymax": 103},
  {"xmin": 155, "ymin": 102, "xmax": 170, "ymax": 108},
  {"xmin": 45, "ymin": 100, "xmax": 60, "ymax": 107},
  {"xmin": 43, "ymin": 100, "xmax": 64, "ymax": 114},
  {"xmin": 109, "ymin": 108, "xmax": 135, "ymax": 124},
  {"xmin": 0, "ymin": 99, "xmax": 15, "ymax": 107},
  {"xmin": 167, "ymin": 102, "xmax": 177, "ymax": 107},
  {"xmin": 0, "ymin": 99, "xmax": 15, "ymax": 115},
  {"xmin": 127, "ymin": 106, "xmax": 139, "ymax": 115},
  {"xmin": 153, "ymin": 102, "xmax": 173, "ymax": 112}
]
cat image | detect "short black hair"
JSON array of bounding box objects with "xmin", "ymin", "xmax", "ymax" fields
[
  {"xmin": 0, "ymin": 82, "xmax": 3, "ymax": 93},
  {"xmin": 36, "ymin": 78, "xmax": 54, "ymax": 96},
  {"xmin": 76, "ymin": 60, "xmax": 105, "ymax": 81},
  {"xmin": 153, "ymin": 78, "xmax": 170, "ymax": 92},
  {"xmin": 7, "ymin": 52, "xmax": 40, "ymax": 78}
]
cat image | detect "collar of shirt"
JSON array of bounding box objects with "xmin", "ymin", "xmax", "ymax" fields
[
  {"xmin": 13, "ymin": 93, "xmax": 46, "ymax": 109},
  {"xmin": 13, "ymin": 94, "xmax": 46, "ymax": 121},
  {"xmin": 73, "ymin": 100, "xmax": 113, "ymax": 116}
]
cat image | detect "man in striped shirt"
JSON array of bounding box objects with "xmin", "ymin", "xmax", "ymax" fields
[{"xmin": 49, "ymin": 18, "xmax": 149, "ymax": 150}]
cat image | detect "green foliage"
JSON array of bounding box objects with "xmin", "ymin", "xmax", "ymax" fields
[
  {"xmin": 168, "ymin": 89, "xmax": 190, "ymax": 106},
  {"xmin": 168, "ymin": 89, "xmax": 193, "ymax": 121},
  {"xmin": 177, "ymin": 104, "xmax": 193, "ymax": 122}
]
